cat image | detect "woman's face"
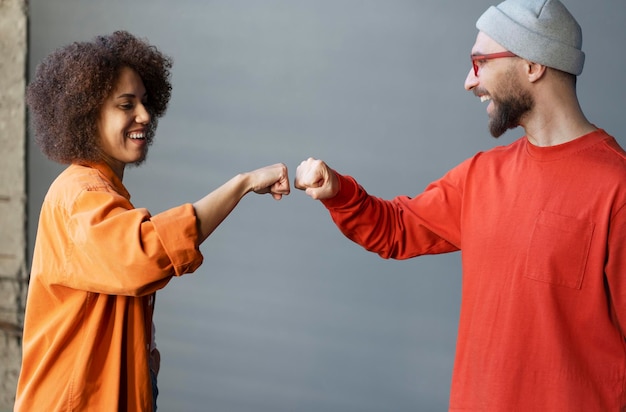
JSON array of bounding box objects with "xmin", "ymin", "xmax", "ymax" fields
[{"xmin": 96, "ymin": 66, "xmax": 151, "ymax": 179}]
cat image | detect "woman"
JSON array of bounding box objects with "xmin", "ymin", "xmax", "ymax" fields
[{"xmin": 14, "ymin": 31, "xmax": 289, "ymax": 411}]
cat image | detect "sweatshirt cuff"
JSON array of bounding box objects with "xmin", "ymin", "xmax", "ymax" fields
[{"xmin": 321, "ymin": 172, "xmax": 358, "ymax": 210}]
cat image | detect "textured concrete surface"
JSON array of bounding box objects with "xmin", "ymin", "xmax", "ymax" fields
[{"xmin": 0, "ymin": 0, "xmax": 28, "ymax": 409}]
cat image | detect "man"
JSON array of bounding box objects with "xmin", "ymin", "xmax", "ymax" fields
[{"xmin": 295, "ymin": 0, "xmax": 626, "ymax": 410}]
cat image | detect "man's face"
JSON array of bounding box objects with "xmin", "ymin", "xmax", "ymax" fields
[
  {"xmin": 465, "ymin": 32, "xmax": 534, "ymax": 138},
  {"xmin": 487, "ymin": 67, "xmax": 534, "ymax": 138}
]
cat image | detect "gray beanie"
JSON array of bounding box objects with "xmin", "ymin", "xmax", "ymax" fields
[{"xmin": 476, "ymin": 0, "xmax": 585, "ymax": 75}]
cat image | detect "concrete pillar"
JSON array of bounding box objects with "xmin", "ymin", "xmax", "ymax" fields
[{"xmin": 0, "ymin": 0, "xmax": 28, "ymax": 409}]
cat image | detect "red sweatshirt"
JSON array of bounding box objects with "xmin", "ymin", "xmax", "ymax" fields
[{"xmin": 322, "ymin": 130, "xmax": 626, "ymax": 411}]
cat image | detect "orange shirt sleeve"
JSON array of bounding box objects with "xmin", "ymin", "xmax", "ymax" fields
[{"xmin": 41, "ymin": 169, "xmax": 203, "ymax": 296}]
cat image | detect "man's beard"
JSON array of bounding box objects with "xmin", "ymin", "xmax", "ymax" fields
[{"xmin": 488, "ymin": 74, "xmax": 534, "ymax": 138}]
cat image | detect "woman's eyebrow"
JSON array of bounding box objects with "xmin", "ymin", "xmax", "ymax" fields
[{"xmin": 115, "ymin": 92, "xmax": 143, "ymax": 99}]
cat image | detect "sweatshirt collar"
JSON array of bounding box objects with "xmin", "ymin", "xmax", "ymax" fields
[{"xmin": 524, "ymin": 129, "xmax": 609, "ymax": 161}]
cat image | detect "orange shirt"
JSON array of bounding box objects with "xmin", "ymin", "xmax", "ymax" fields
[
  {"xmin": 14, "ymin": 162, "xmax": 203, "ymax": 411},
  {"xmin": 323, "ymin": 130, "xmax": 626, "ymax": 410}
]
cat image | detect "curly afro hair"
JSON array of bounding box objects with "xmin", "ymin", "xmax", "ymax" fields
[{"xmin": 27, "ymin": 30, "xmax": 173, "ymax": 164}]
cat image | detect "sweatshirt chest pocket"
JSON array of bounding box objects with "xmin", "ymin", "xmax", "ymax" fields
[{"xmin": 524, "ymin": 210, "xmax": 594, "ymax": 289}]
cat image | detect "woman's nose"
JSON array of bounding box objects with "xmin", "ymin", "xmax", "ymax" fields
[{"xmin": 135, "ymin": 103, "xmax": 150, "ymax": 124}]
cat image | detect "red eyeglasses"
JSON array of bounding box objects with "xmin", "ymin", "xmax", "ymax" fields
[{"xmin": 471, "ymin": 51, "xmax": 517, "ymax": 76}]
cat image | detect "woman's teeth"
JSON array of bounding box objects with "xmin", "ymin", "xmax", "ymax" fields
[{"xmin": 128, "ymin": 132, "xmax": 145, "ymax": 139}]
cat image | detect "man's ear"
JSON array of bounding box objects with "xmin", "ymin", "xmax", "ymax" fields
[{"xmin": 526, "ymin": 60, "xmax": 547, "ymax": 83}]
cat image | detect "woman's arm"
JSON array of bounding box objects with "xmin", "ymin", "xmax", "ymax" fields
[{"xmin": 193, "ymin": 163, "xmax": 290, "ymax": 243}]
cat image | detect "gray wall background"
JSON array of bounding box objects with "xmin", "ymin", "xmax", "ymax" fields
[{"xmin": 27, "ymin": 1, "xmax": 626, "ymax": 411}]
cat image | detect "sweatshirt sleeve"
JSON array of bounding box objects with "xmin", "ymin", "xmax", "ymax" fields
[
  {"xmin": 58, "ymin": 187, "xmax": 203, "ymax": 296},
  {"xmin": 320, "ymin": 171, "xmax": 461, "ymax": 260}
]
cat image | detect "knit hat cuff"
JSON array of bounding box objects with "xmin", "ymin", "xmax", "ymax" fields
[{"xmin": 477, "ymin": 5, "xmax": 585, "ymax": 75}]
